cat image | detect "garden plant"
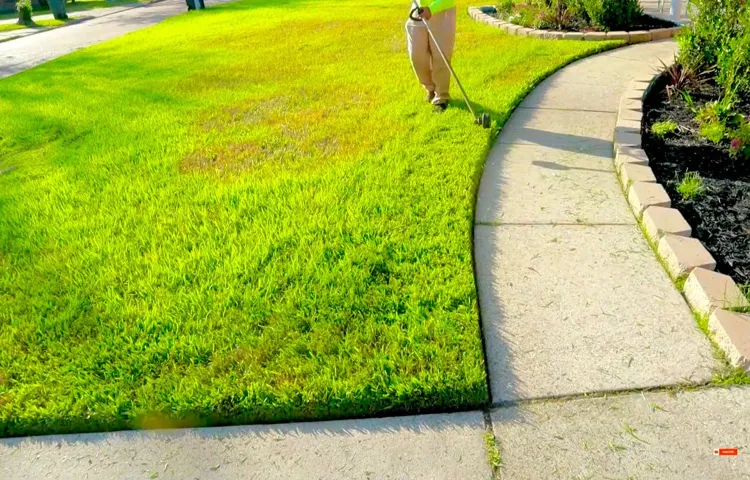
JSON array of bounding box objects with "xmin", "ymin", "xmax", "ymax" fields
[
  {"xmin": 493, "ymin": 0, "xmax": 674, "ymax": 32},
  {"xmin": 643, "ymin": 0, "xmax": 750, "ymax": 287}
]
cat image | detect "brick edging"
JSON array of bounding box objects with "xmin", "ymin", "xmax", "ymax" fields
[
  {"xmin": 468, "ymin": 6, "xmax": 682, "ymax": 42},
  {"xmin": 615, "ymin": 71, "xmax": 750, "ymax": 372}
]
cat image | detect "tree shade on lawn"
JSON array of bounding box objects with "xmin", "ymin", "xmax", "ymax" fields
[{"xmin": 0, "ymin": 0, "xmax": 618, "ymax": 436}]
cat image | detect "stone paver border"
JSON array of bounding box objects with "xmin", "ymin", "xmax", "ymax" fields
[
  {"xmin": 615, "ymin": 70, "xmax": 750, "ymax": 373},
  {"xmin": 468, "ymin": 6, "xmax": 683, "ymax": 42}
]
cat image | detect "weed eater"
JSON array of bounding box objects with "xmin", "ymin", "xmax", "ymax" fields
[{"xmin": 409, "ymin": 1, "xmax": 491, "ymax": 128}]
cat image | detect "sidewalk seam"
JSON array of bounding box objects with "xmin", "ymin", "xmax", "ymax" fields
[
  {"xmin": 475, "ymin": 221, "xmax": 636, "ymax": 227},
  {"xmin": 490, "ymin": 380, "xmax": 716, "ymax": 409},
  {"xmin": 517, "ymin": 106, "xmax": 618, "ymax": 113}
]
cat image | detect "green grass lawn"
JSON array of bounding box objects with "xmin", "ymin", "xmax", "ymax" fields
[
  {"xmin": 0, "ymin": 19, "xmax": 67, "ymax": 32},
  {"xmin": 0, "ymin": 23, "xmax": 25, "ymax": 32},
  {"xmin": 0, "ymin": 0, "xmax": 142, "ymax": 21},
  {"xmin": 0, "ymin": 0, "xmax": 617, "ymax": 437}
]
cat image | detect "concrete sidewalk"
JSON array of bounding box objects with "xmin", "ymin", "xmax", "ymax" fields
[
  {"xmin": 0, "ymin": 2, "xmax": 144, "ymax": 26},
  {"xmin": 493, "ymin": 386, "xmax": 750, "ymax": 478},
  {"xmin": 469, "ymin": 37, "xmax": 750, "ymax": 478},
  {"xmin": 474, "ymin": 40, "xmax": 717, "ymax": 405},
  {"xmin": 0, "ymin": 0, "xmax": 206, "ymax": 79},
  {"xmin": 0, "ymin": 412, "xmax": 494, "ymax": 480},
  {"xmin": 2, "ymin": 388, "xmax": 748, "ymax": 479},
  {"xmin": 0, "ymin": 2, "xmax": 150, "ymax": 43}
]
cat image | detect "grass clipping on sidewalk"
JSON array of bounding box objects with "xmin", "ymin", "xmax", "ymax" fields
[{"xmin": 0, "ymin": 0, "xmax": 617, "ymax": 436}]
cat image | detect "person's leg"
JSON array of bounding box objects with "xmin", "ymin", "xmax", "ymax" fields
[
  {"xmin": 406, "ymin": 19, "xmax": 435, "ymax": 101},
  {"xmin": 428, "ymin": 7, "xmax": 456, "ymax": 106}
]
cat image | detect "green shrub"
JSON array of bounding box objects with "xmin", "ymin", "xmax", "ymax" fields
[
  {"xmin": 651, "ymin": 120, "xmax": 678, "ymax": 138},
  {"xmin": 695, "ymin": 98, "xmax": 736, "ymax": 143},
  {"xmin": 538, "ymin": 0, "xmax": 578, "ymax": 30},
  {"xmin": 700, "ymin": 121, "xmax": 726, "ymax": 143},
  {"xmin": 503, "ymin": 0, "xmax": 631, "ymax": 30},
  {"xmin": 678, "ymin": 0, "xmax": 742, "ymax": 67},
  {"xmin": 677, "ymin": 172, "xmax": 707, "ymax": 200},
  {"xmin": 496, "ymin": 0, "xmax": 514, "ymax": 15},
  {"xmin": 567, "ymin": 0, "xmax": 589, "ymax": 19},
  {"xmin": 696, "ymin": 98, "xmax": 734, "ymax": 123},
  {"xmin": 678, "ymin": 0, "xmax": 748, "ymax": 98},
  {"xmin": 509, "ymin": 5, "xmax": 541, "ymax": 28},
  {"xmin": 729, "ymin": 116, "xmax": 750, "ymax": 158},
  {"xmin": 716, "ymin": 10, "xmax": 750, "ymax": 98},
  {"xmin": 583, "ymin": 0, "xmax": 642, "ymax": 31}
]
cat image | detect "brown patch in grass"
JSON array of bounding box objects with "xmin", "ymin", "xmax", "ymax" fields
[
  {"xmin": 180, "ymin": 142, "xmax": 266, "ymax": 173},
  {"xmin": 199, "ymin": 96, "xmax": 290, "ymax": 132},
  {"xmin": 182, "ymin": 90, "xmax": 382, "ymax": 175}
]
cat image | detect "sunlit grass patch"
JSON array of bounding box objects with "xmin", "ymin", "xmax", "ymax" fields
[{"xmin": 0, "ymin": 0, "xmax": 618, "ymax": 436}]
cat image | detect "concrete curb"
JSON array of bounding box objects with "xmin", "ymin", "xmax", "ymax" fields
[
  {"xmin": 615, "ymin": 71, "xmax": 750, "ymax": 373},
  {"xmin": 468, "ymin": 6, "xmax": 682, "ymax": 42}
]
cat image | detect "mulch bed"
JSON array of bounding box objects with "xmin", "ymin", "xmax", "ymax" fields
[
  {"xmin": 643, "ymin": 76, "xmax": 750, "ymax": 285},
  {"xmin": 491, "ymin": 8, "xmax": 675, "ymax": 32}
]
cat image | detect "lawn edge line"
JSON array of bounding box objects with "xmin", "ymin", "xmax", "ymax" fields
[{"xmin": 469, "ymin": 37, "xmax": 625, "ymax": 408}]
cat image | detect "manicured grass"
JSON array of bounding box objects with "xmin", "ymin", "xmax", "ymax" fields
[
  {"xmin": 0, "ymin": 19, "xmax": 67, "ymax": 32},
  {"xmin": 0, "ymin": 23, "xmax": 25, "ymax": 32},
  {"xmin": 0, "ymin": 0, "xmax": 142, "ymax": 20},
  {"xmin": 0, "ymin": 0, "xmax": 617, "ymax": 437}
]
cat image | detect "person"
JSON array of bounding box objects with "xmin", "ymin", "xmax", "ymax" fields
[{"xmin": 405, "ymin": 0, "xmax": 456, "ymax": 111}]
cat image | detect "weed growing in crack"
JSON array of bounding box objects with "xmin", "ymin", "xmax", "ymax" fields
[{"xmin": 483, "ymin": 431, "xmax": 502, "ymax": 469}]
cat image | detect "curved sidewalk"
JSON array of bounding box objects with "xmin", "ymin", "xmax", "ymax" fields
[
  {"xmin": 0, "ymin": 0, "xmax": 221, "ymax": 79},
  {"xmin": 475, "ymin": 39, "xmax": 717, "ymax": 404}
]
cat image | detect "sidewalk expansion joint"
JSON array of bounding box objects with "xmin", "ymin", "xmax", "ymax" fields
[
  {"xmin": 516, "ymin": 106, "xmax": 618, "ymax": 114},
  {"xmin": 475, "ymin": 221, "xmax": 635, "ymax": 227},
  {"xmin": 489, "ymin": 380, "xmax": 718, "ymax": 410}
]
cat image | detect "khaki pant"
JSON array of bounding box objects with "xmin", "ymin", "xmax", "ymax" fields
[{"xmin": 405, "ymin": 7, "xmax": 456, "ymax": 105}]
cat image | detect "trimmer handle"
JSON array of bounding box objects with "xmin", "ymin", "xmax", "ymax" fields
[{"xmin": 409, "ymin": 7, "xmax": 423, "ymax": 21}]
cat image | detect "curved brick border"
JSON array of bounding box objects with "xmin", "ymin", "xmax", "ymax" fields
[
  {"xmin": 614, "ymin": 72, "xmax": 750, "ymax": 372},
  {"xmin": 468, "ymin": 6, "xmax": 682, "ymax": 42}
]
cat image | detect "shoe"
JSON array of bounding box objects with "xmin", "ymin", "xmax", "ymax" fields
[
  {"xmin": 426, "ymin": 91, "xmax": 435, "ymax": 103},
  {"xmin": 433, "ymin": 102, "xmax": 448, "ymax": 112}
]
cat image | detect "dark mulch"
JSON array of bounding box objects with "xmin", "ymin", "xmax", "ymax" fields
[
  {"xmin": 490, "ymin": 8, "xmax": 675, "ymax": 32},
  {"xmin": 625, "ymin": 14, "xmax": 677, "ymax": 31},
  {"xmin": 643, "ymin": 76, "xmax": 750, "ymax": 285}
]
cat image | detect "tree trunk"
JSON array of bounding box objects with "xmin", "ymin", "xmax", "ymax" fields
[
  {"xmin": 48, "ymin": 0, "xmax": 68, "ymax": 19},
  {"xmin": 17, "ymin": 8, "xmax": 32, "ymax": 26}
]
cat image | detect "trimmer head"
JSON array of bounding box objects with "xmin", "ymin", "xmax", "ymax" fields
[{"xmin": 476, "ymin": 113, "xmax": 491, "ymax": 129}]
